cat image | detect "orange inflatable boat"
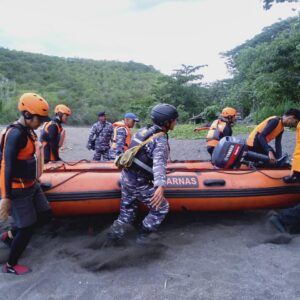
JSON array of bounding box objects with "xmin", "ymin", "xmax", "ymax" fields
[{"xmin": 41, "ymin": 160, "xmax": 300, "ymax": 216}]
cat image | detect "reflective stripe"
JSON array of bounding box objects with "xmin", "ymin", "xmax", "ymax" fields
[
  {"xmin": 133, "ymin": 158, "xmax": 153, "ymax": 174},
  {"xmin": 133, "ymin": 137, "xmax": 143, "ymax": 144}
]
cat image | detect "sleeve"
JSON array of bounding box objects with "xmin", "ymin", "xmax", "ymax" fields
[
  {"xmin": 1, "ymin": 129, "xmax": 23, "ymax": 199},
  {"xmin": 47, "ymin": 124, "xmax": 60, "ymax": 161},
  {"xmin": 257, "ymin": 118, "xmax": 280, "ymax": 153},
  {"xmin": 152, "ymin": 135, "xmax": 169, "ymax": 187},
  {"xmin": 87, "ymin": 124, "xmax": 96, "ymax": 145},
  {"xmin": 115, "ymin": 128, "xmax": 127, "ymax": 156},
  {"xmin": 275, "ymin": 131, "xmax": 283, "ymax": 158}
]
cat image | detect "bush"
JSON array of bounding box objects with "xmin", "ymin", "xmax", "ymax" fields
[{"xmin": 253, "ymin": 101, "xmax": 299, "ymax": 123}]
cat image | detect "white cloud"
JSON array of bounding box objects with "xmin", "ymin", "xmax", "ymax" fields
[{"xmin": 0, "ymin": 0, "xmax": 299, "ymax": 82}]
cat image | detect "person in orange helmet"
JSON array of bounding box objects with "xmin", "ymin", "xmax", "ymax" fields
[
  {"xmin": 195, "ymin": 107, "xmax": 237, "ymax": 157},
  {"xmin": 40, "ymin": 104, "xmax": 71, "ymax": 163},
  {"xmin": 246, "ymin": 109, "xmax": 300, "ymax": 164},
  {"xmin": 0, "ymin": 93, "xmax": 53, "ymax": 275}
]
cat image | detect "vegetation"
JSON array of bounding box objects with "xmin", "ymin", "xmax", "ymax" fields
[
  {"xmin": 0, "ymin": 48, "xmax": 160, "ymax": 124},
  {"xmin": 0, "ymin": 15, "xmax": 299, "ymax": 128}
]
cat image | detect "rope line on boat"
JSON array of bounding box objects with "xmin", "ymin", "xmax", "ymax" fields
[{"xmin": 45, "ymin": 169, "xmax": 285, "ymax": 194}]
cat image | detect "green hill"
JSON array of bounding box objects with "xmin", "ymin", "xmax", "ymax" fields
[{"xmin": 0, "ymin": 47, "xmax": 161, "ymax": 124}]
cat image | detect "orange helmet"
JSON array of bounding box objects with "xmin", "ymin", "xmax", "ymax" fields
[
  {"xmin": 221, "ymin": 107, "xmax": 237, "ymax": 118},
  {"xmin": 18, "ymin": 93, "xmax": 50, "ymax": 120},
  {"xmin": 55, "ymin": 104, "xmax": 72, "ymax": 116}
]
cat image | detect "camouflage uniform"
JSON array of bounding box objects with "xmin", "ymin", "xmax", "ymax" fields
[
  {"xmin": 110, "ymin": 127, "xmax": 128, "ymax": 159},
  {"xmin": 110, "ymin": 126, "xmax": 170, "ymax": 237},
  {"xmin": 87, "ymin": 121, "xmax": 113, "ymax": 161}
]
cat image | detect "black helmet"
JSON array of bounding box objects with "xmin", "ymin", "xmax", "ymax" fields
[{"xmin": 151, "ymin": 103, "xmax": 179, "ymax": 126}]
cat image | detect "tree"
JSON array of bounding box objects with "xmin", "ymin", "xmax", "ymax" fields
[
  {"xmin": 151, "ymin": 64, "xmax": 209, "ymax": 122},
  {"xmin": 263, "ymin": 0, "xmax": 299, "ymax": 10}
]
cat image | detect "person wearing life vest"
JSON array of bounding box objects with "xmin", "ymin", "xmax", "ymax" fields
[
  {"xmin": 195, "ymin": 107, "xmax": 236, "ymax": 157},
  {"xmin": 246, "ymin": 109, "xmax": 300, "ymax": 164},
  {"xmin": 0, "ymin": 93, "xmax": 53, "ymax": 275},
  {"xmin": 86, "ymin": 111, "xmax": 113, "ymax": 161},
  {"xmin": 40, "ymin": 104, "xmax": 71, "ymax": 163},
  {"xmin": 110, "ymin": 112, "xmax": 139, "ymax": 159},
  {"xmin": 107, "ymin": 104, "xmax": 178, "ymax": 245}
]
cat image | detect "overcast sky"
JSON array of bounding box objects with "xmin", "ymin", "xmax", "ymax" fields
[{"xmin": 0, "ymin": 0, "xmax": 299, "ymax": 82}]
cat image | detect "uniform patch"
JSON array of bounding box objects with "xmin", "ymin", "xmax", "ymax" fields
[{"xmin": 166, "ymin": 176, "xmax": 199, "ymax": 188}]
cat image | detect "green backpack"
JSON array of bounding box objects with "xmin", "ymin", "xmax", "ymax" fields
[{"xmin": 114, "ymin": 132, "xmax": 165, "ymax": 169}]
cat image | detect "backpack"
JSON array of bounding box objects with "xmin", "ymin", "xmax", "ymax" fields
[{"xmin": 114, "ymin": 132, "xmax": 165, "ymax": 169}]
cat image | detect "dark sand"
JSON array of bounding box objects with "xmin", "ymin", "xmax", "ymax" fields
[{"xmin": 0, "ymin": 126, "xmax": 299, "ymax": 300}]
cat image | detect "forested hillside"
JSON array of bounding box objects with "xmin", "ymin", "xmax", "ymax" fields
[
  {"xmin": 0, "ymin": 48, "xmax": 160, "ymax": 124},
  {"xmin": 0, "ymin": 15, "xmax": 299, "ymax": 125},
  {"xmin": 216, "ymin": 16, "xmax": 300, "ymax": 122}
]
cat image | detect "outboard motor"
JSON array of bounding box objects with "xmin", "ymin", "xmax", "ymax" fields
[{"xmin": 212, "ymin": 136, "xmax": 289, "ymax": 169}]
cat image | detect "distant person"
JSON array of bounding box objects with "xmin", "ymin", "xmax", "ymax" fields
[
  {"xmin": 40, "ymin": 104, "xmax": 71, "ymax": 163},
  {"xmin": 0, "ymin": 93, "xmax": 52, "ymax": 275},
  {"xmin": 110, "ymin": 112, "xmax": 139, "ymax": 159},
  {"xmin": 268, "ymin": 113, "xmax": 300, "ymax": 234},
  {"xmin": 86, "ymin": 112, "xmax": 113, "ymax": 161},
  {"xmin": 106, "ymin": 104, "xmax": 178, "ymax": 244},
  {"xmin": 194, "ymin": 107, "xmax": 237, "ymax": 157},
  {"xmin": 246, "ymin": 109, "xmax": 300, "ymax": 164}
]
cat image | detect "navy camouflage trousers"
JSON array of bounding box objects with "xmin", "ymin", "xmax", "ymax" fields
[
  {"xmin": 113, "ymin": 170, "xmax": 169, "ymax": 234},
  {"xmin": 93, "ymin": 149, "xmax": 110, "ymax": 161}
]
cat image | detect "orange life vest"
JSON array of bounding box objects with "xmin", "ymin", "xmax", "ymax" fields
[
  {"xmin": 111, "ymin": 121, "xmax": 132, "ymax": 151},
  {"xmin": 292, "ymin": 121, "xmax": 300, "ymax": 172},
  {"xmin": 42, "ymin": 120, "xmax": 64, "ymax": 147},
  {"xmin": 0, "ymin": 125, "xmax": 44, "ymax": 190},
  {"xmin": 247, "ymin": 116, "xmax": 284, "ymax": 147},
  {"xmin": 206, "ymin": 119, "xmax": 227, "ymax": 147}
]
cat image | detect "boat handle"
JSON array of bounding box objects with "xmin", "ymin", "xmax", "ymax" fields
[{"xmin": 203, "ymin": 179, "xmax": 226, "ymax": 187}]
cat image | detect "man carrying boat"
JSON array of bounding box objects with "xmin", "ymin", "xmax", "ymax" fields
[
  {"xmin": 268, "ymin": 109, "xmax": 300, "ymax": 233},
  {"xmin": 0, "ymin": 93, "xmax": 53, "ymax": 275},
  {"xmin": 110, "ymin": 112, "xmax": 139, "ymax": 159},
  {"xmin": 194, "ymin": 107, "xmax": 237, "ymax": 157},
  {"xmin": 246, "ymin": 109, "xmax": 300, "ymax": 164},
  {"xmin": 86, "ymin": 111, "xmax": 113, "ymax": 161},
  {"xmin": 40, "ymin": 104, "xmax": 72, "ymax": 163},
  {"xmin": 107, "ymin": 104, "xmax": 178, "ymax": 244}
]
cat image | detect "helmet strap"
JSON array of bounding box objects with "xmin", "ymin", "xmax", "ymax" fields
[{"xmin": 23, "ymin": 111, "xmax": 33, "ymax": 120}]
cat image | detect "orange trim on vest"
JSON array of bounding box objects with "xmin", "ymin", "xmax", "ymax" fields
[
  {"xmin": 247, "ymin": 116, "xmax": 284, "ymax": 147},
  {"xmin": 43, "ymin": 121, "xmax": 62, "ymax": 135},
  {"xmin": 42, "ymin": 120, "xmax": 63, "ymax": 159},
  {"xmin": 0, "ymin": 127, "xmax": 44, "ymax": 198},
  {"xmin": 292, "ymin": 121, "xmax": 300, "ymax": 172},
  {"xmin": 206, "ymin": 119, "xmax": 227, "ymax": 147},
  {"xmin": 17, "ymin": 133, "xmax": 35, "ymax": 160},
  {"xmin": 111, "ymin": 121, "xmax": 132, "ymax": 151},
  {"xmin": 12, "ymin": 179, "xmax": 36, "ymax": 189}
]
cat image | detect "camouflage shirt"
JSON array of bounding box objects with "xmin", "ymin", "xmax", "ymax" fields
[
  {"xmin": 87, "ymin": 121, "xmax": 113, "ymax": 150},
  {"xmin": 136, "ymin": 126, "xmax": 170, "ymax": 187}
]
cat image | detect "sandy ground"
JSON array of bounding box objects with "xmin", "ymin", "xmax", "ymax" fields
[{"xmin": 0, "ymin": 126, "xmax": 299, "ymax": 300}]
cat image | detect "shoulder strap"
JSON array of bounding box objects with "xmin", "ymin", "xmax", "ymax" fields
[
  {"xmin": 136, "ymin": 131, "xmax": 165, "ymax": 150},
  {"xmin": 96, "ymin": 123, "xmax": 106, "ymax": 137}
]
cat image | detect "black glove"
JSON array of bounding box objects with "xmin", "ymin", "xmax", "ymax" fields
[{"xmin": 283, "ymin": 171, "xmax": 300, "ymax": 184}]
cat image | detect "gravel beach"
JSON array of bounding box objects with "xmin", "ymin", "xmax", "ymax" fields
[{"xmin": 0, "ymin": 126, "xmax": 299, "ymax": 300}]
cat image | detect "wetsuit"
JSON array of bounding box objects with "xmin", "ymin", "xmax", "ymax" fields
[
  {"xmin": 1, "ymin": 123, "xmax": 52, "ymax": 267},
  {"xmin": 247, "ymin": 117, "xmax": 283, "ymax": 158},
  {"xmin": 40, "ymin": 118, "xmax": 63, "ymax": 162}
]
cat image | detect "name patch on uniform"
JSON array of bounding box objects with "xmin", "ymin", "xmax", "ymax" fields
[{"xmin": 166, "ymin": 176, "xmax": 199, "ymax": 188}]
